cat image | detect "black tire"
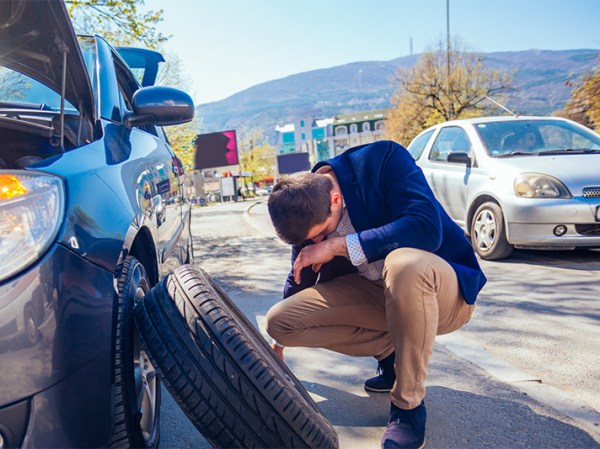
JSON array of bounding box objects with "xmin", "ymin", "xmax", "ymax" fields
[
  {"xmin": 471, "ymin": 202, "xmax": 513, "ymax": 260},
  {"xmin": 110, "ymin": 256, "xmax": 161, "ymax": 449},
  {"xmin": 134, "ymin": 264, "xmax": 339, "ymax": 449}
]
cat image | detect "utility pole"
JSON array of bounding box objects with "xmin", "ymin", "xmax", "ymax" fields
[{"xmin": 446, "ymin": 0, "xmax": 452, "ymax": 119}]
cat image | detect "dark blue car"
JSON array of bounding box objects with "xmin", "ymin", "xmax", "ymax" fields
[{"xmin": 0, "ymin": 1, "xmax": 194, "ymax": 447}]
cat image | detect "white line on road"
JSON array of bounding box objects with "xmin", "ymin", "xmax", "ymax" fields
[{"xmin": 437, "ymin": 333, "xmax": 600, "ymax": 442}]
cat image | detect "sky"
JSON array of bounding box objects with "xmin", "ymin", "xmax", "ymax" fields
[{"xmin": 144, "ymin": 0, "xmax": 600, "ymax": 104}]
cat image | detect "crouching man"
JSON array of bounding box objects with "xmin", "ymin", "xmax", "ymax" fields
[{"xmin": 265, "ymin": 140, "xmax": 486, "ymax": 449}]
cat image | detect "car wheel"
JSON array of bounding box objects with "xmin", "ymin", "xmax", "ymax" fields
[
  {"xmin": 134, "ymin": 265, "xmax": 339, "ymax": 449},
  {"xmin": 471, "ymin": 202, "xmax": 513, "ymax": 260},
  {"xmin": 110, "ymin": 256, "xmax": 160, "ymax": 449}
]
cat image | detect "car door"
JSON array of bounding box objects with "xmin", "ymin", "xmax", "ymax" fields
[
  {"xmin": 421, "ymin": 126, "xmax": 473, "ymax": 224},
  {"xmin": 110, "ymin": 46, "xmax": 186, "ymax": 274}
]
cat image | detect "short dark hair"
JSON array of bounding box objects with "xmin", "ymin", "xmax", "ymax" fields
[{"xmin": 267, "ymin": 173, "xmax": 333, "ymax": 245}]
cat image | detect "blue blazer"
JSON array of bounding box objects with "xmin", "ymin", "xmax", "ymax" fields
[{"xmin": 283, "ymin": 140, "xmax": 487, "ymax": 305}]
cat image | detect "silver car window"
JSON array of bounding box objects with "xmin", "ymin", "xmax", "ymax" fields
[
  {"xmin": 407, "ymin": 129, "xmax": 434, "ymax": 160},
  {"xmin": 429, "ymin": 126, "xmax": 472, "ymax": 162}
]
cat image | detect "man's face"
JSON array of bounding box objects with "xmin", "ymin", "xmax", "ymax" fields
[
  {"xmin": 304, "ymin": 191, "xmax": 343, "ymax": 243},
  {"xmin": 519, "ymin": 132, "xmax": 537, "ymax": 150}
]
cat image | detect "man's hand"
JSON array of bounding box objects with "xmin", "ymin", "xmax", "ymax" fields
[
  {"xmin": 271, "ymin": 343, "xmax": 285, "ymax": 362},
  {"xmin": 293, "ymin": 236, "xmax": 348, "ymax": 284}
]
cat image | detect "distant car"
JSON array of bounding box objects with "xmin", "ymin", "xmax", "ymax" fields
[
  {"xmin": 0, "ymin": 1, "xmax": 194, "ymax": 447},
  {"xmin": 407, "ymin": 116, "xmax": 600, "ymax": 260},
  {"xmin": 255, "ymin": 187, "xmax": 270, "ymax": 196}
]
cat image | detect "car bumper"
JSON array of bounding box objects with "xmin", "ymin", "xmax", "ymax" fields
[
  {"xmin": 503, "ymin": 196, "xmax": 600, "ymax": 248},
  {"xmin": 0, "ymin": 243, "xmax": 115, "ymax": 448}
]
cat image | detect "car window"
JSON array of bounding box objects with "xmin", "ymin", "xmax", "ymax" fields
[
  {"xmin": 407, "ymin": 129, "xmax": 434, "ymax": 160},
  {"xmin": 429, "ymin": 127, "xmax": 472, "ymax": 162},
  {"xmin": 475, "ymin": 119, "xmax": 600, "ymax": 157},
  {"xmin": 112, "ymin": 50, "xmax": 158, "ymax": 136},
  {"xmin": 0, "ymin": 69, "xmax": 76, "ymax": 111}
]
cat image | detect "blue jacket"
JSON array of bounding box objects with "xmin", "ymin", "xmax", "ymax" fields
[{"xmin": 283, "ymin": 140, "xmax": 487, "ymax": 304}]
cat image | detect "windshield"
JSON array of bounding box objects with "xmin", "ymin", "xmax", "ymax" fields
[
  {"xmin": 474, "ymin": 119, "xmax": 600, "ymax": 157},
  {"xmin": 0, "ymin": 37, "xmax": 96, "ymax": 113}
]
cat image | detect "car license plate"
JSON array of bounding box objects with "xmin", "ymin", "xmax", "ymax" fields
[{"xmin": 596, "ymin": 205, "xmax": 600, "ymax": 222}]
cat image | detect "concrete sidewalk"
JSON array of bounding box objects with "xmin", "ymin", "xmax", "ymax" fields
[{"xmin": 160, "ymin": 201, "xmax": 600, "ymax": 449}]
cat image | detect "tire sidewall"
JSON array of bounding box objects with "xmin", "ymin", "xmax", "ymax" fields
[
  {"xmin": 471, "ymin": 202, "xmax": 512, "ymax": 260},
  {"xmin": 111, "ymin": 256, "xmax": 160, "ymax": 449}
]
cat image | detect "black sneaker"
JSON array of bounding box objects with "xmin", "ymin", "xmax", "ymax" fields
[
  {"xmin": 381, "ymin": 401, "xmax": 427, "ymax": 449},
  {"xmin": 364, "ymin": 352, "xmax": 396, "ymax": 393}
]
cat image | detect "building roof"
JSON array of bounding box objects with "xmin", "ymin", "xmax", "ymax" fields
[
  {"xmin": 275, "ymin": 123, "xmax": 295, "ymax": 133},
  {"xmin": 333, "ymin": 109, "xmax": 387, "ymax": 125},
  {"xmin": 315, "ymin": 118, "xmax": 333, "ymax": 127}
]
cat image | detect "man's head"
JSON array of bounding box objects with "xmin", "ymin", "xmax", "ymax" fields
[
  {"xmin": 268, "ymin": 172, "xmax": 343, "ymax": 245},
  {"xmin": 518, "ymin": 130, "xmax": 538, "ymax": 150}
]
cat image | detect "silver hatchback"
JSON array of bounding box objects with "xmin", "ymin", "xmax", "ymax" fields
[{"xmin": 407, "ymin": 116, "xmax": 600, "ymax": 260}]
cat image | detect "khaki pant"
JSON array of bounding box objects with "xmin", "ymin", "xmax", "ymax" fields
[{"xmin": 266, "ymin": 247, "xmax": 475, "ymax": 410}]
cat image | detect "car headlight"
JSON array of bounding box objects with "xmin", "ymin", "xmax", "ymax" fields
[
  {"xmin": 514, "ymin": 173, "xmax": 572, "ymax": 199},
  {"xmin": 0, "ymin": 171, "xmax": 64, "ymax": 282}
]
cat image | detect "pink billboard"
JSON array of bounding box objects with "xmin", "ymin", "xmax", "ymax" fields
[{"xmin": 194, "ymin": 130, "xmax": 239, "ymax": 170}]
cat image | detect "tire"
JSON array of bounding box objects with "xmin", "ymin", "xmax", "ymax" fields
[
  {"xmin": 134, "ymin": 264, "xmax": 339, "ymax": 449},
  {"xmin": 471, "ymin": 202, "xmax": 513, "ymax": 260},
  {"xmin": 110, "ymin": 256, "xmax": 161, "ymax": 449}
]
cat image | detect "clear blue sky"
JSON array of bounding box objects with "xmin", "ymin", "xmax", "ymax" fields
[{"xmin": 145, "ymin": 0, "xmax": 600, "ymax": 104}]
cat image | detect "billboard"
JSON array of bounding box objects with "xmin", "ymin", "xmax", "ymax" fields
[
  {"xmin": 277, "ymin": 152, "xmax": 311, "ymax": 174},
  {"xmin": 194, "ymin": 130, "xmax": 238, "ymax": 170}
]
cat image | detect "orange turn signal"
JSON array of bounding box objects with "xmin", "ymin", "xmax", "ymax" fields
[{"xmin": 0, "ymin": 174, "xmax": 28, "ymax": 200}]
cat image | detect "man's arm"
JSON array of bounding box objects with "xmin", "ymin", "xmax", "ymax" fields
[{"xmin": 291, "ymin": 237, "xmax": 348, "ymax": 284}]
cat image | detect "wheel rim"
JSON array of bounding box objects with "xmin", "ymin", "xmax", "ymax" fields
[
  {"xmin": 473, "ymin": 208, "xmax": 497, "ymax": 251},
  {"xmin": 133, "ymin": 285, "xmax": 158, "ymax": 443}
]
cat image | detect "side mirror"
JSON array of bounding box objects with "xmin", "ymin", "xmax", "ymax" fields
[
  {"xmin": 127, "ymin": 86, "xmax": 195, "ymax": 127},
  {"xmin": 447, "ymin": 151, "xmax": 471, "ymax": 166}
]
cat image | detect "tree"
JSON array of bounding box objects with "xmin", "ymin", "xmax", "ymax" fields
[
  {"xmin": 155, "ymin": 51, "xmax": 202, "ymax": 170},
  {"xmin": 385, "ymin": 40, "xmax": 511, "ymax": 146},
  {"xmin": 557, "ymin": 67, "xmax": 600, "ymax": 131},
  {"xmin": 66, "ymin": 0, "xmax": 168, "ymax": 48},
  {"xmin": 237, "ymin": 130, "xmax": 276, "ymax": 186},
  {"xmin": 66, "ymin": 2, "xmax": 201, "ymax": 167}
]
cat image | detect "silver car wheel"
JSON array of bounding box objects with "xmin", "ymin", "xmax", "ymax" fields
[
  {"xmin": 134, "ymin": 286, "xmax": 158, "ymax": 443},
  {"xmin": 473, "ymin": 208, "xmax": 496, "ymax": 250},
  {"xmin": 471, "ymin": 202, "xmax": 513, "ymax": 260}
]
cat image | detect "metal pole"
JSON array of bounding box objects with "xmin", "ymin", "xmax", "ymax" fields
[{"xmin": 446, "ymin": 0, "xmax": 451, "ymax": 119}]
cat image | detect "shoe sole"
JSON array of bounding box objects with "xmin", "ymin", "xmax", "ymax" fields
[{"xmin": 364, "ymin": 385, "xmax": 392, "ymax": 393}]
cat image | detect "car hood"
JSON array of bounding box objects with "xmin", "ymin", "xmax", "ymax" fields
[
  {"xmin": 0, "ymin": 0, "xmax": 94, "ymax": 120},
  {"xmin": 492, "ymin": 153, "xmax": 600, "ymax": 189}
]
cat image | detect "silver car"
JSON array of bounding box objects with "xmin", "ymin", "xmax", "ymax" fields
[{"xmin": 407, "ymin": 116, "xmax": 600, "ymax": 260}]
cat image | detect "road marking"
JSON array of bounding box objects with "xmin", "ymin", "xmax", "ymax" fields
[{"xmin": 437, "ymin": 333, "xmax": 600, "ymax": 442}]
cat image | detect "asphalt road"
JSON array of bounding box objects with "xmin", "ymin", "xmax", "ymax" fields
[{"xmin": 158, "ymin": 199, "xmax": 600, "ymax": 449}]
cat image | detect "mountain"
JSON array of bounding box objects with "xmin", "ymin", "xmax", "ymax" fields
[{"xmin": 196, "ymin": 49, "xmax": 599, "ymax": 142}]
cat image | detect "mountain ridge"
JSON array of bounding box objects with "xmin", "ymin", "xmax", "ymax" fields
[{"xmin": 196, "ymin": 49, "xmax": 599, "ymax": 143}]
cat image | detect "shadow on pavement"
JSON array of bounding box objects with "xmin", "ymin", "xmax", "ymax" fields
[{"xmin": 304, "ymin": 382, "xmax": 600, "ymax": 448}]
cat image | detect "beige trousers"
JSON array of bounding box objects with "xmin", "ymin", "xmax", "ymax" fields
[{"xmin": 266, "ymin": 247, "xmax": 475, "ymax": 410}]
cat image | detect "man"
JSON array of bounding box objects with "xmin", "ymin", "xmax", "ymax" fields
[{"xmin": 266, "ymin": 140, "xmax": 486, "ymax": 449}]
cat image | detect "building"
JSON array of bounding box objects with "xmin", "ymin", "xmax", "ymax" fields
[
  {"xmin": 274, "ymin": 109, "xmax": 387, "ymax": 170},
  {"xmin": 331, "ymin": 109, "xmax": 387, "ymax": 153},
  {"xmin": 275, "ymin": 116, "xmax": 334, "ymax": 162}
]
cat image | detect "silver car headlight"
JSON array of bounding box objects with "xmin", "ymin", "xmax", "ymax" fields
[
  {"xmin": 0, "ymin": 172, "xmax": 64, "ymax": 282},
  {"xmin": 514, "ymin": 173, "xmax": 572, "ymax": 199}
]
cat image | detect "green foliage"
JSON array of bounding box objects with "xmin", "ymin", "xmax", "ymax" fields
[
  {"xmin": 164, "ymin": 117, "xmax": 201, "ymax": 170},
  {"xmin": 385, "ymin": 39, "xmax": 512, "ymax": 145},
  {"xmin": 66, "ymin": 0, "xmax": 168, "ymax": 48},
  {"xmin": 237, "ymin": 130, "xmax": 276, "ymax": 184}
]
